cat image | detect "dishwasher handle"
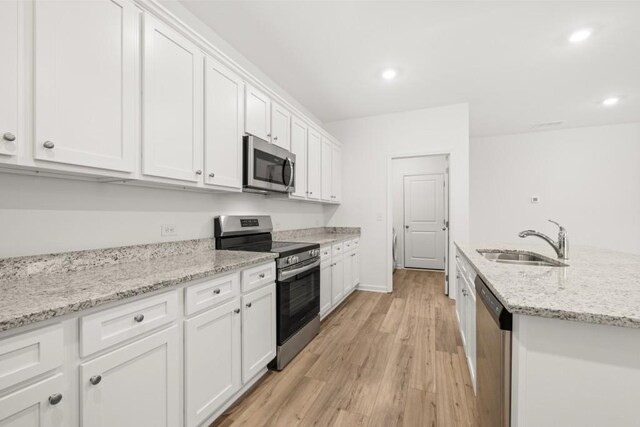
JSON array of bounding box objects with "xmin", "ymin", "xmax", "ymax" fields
[{"xmin": 475, "ymin": 276, "xmax": 512, "ymax": 331}]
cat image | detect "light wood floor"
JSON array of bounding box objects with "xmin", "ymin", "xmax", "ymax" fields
[{"xmin": 212, "ymin": 269, "xmax": 478, "ymax": 427}]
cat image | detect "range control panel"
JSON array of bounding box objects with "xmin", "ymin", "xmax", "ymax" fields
[{"xmin": 240, "ymin": 218, "xmax": 260, "ymax": 228}]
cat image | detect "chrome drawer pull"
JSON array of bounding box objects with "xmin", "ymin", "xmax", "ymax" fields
[
  {"xmin": 213, "ymin": 288, "xmax": 221, "ymax": 295},
  {"xmin": 134, "ymin": 314, "xmax": 144, "ymax": 323},
  {"xmin": 48, "ymin": 393, "xmax": 63, "ymax": 405},
  {"xmin": 89, "ymin": 375, "xmax": 102, "ymax": 385}
]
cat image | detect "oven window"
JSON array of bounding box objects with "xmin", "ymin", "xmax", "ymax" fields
[
  {"xmin": 254, "ymin": 149, "xmax": 286, "ymax": 185},
  {"xmin": 278, "ymin": 268, "xmax": 320, "ymax": 345}
]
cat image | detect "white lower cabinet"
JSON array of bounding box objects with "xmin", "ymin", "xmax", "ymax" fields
[
  {"xmin": 0, "ymin": 373, "xmax": 68, "ymax": 427},
  {"xmin": 352, "ymin": 250, "xmax": 360, "ymax": 287},
  {"xmin": 320, "ymin": 258, "xmax": 332, "ymax": 318},
  {"xmin": 79, "ymin": 326, "xmax": 180, "ymax": 427},
  {"xmin": 455, "ymin": 250, "xmax": 477, "ymax": 392},
  {"xmin": 331, "ymin": 256, "xmax": 344, "ymax": 305},
  {"xmin": 242, "ymin": 283, "xmax": 276, "ymax": 383},
  {"xmin": 185, "ymin": 299, "xmax": 241, "ymax": 427}
]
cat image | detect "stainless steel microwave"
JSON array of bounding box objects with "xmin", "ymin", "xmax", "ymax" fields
[{"xmin": 243, "ymin": 135, "xmax": 295, "ymax": 194}]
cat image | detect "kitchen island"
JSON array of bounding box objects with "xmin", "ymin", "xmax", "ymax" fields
[{"xmin": 455, "ymin": 243, "xmax": 640, "ymax": 427}]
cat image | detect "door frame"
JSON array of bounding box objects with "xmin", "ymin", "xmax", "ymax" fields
[
  {"xmin": 402, "ymin": 172, "xmax": 446, "ymax": 270},
  {"xmin": 386, "ymin": 151, "xmax": 451, "ymax": 294}
]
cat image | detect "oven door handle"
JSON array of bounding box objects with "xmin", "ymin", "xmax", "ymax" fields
[
  {"xmin": 278, "ymin": 258, "xmax": 320, "ymax": 281},
  {"xmin": 283, "ymin": 157, "xmax": 294, "ymax": 192}
]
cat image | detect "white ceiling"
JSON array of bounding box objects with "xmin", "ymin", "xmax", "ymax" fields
[{"xmin": 179, "ymin": 1, "xmax": 640, "ymax": 137}]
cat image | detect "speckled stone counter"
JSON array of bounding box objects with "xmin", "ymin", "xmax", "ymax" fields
[
  {"xmin": 273, "ymin": 227, "xmax": 360, "ymax": 246},
  {"xmin": 0, "ymin": 240, "xmax": 276, "ymax": 332},
  {"xmin": 455, "ymin": 242, "xmax": 640, "ymax": 328}
]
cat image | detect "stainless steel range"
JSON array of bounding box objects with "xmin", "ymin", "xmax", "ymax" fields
[{"xmin": 214, "ymin": 215, "xmax": 320, "ymax": 370}]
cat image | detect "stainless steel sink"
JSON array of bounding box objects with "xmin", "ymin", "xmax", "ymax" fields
[{"xmin": 477, "ymin": 250, "xmax": 568, "ymax": 267}]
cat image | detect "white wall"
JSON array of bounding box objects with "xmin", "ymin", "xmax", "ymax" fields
[
  {"xmin": 325, "ymin": 103, "xmax": 469, "ymax": 293},
  {"xmin": 392, "ymin": 155, "xmax": 448, "ymax": 268},
  {"xmin": 471, "ymin": 122, "xmax": 640, "ymax": 254},
  {"xmin": 0, "ymin": 174, "xmax": 327, "ymax": 258}
]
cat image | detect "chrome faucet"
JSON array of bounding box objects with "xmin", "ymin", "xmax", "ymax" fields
[{"xmin": 518, "ymin": 219, "xmax": 569, "ymax": 260}]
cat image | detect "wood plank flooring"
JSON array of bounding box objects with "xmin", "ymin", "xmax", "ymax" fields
[{"xmin": 212, "ymin": 269, "xmax": 478, "ymax": 427}]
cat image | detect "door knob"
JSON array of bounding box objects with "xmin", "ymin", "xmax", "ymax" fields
[
  {"xmin": 89, "ymin": 375, "xmax": 102, "ymax": 385},
  {"xmin": 246, "ymin": 302, "xmax": 252, "ymax": 308},
  {"xmin": 2, "ymin": 132, "xmax": 15, "ymax": 142},
  {"xmin": 43, "ymin": 140, "xmax": 55, "ymax": 149},
  {"xmin": 405, "ymin": 225, "xmax": 409, "ymax": 229},
  {"xmin": 213, "ymin": 288, "xmax": 221, "ymax": 294},
  {"xmin": 134, "ymin": 314, "xmax": 144, "ymax": 322},
  {"xmin": 195, "ymin": 170, "xmax": 202, "ymax": 175},
  {"xmin": 48, "ymin": 393, "xmax": 63, "ymax": 405},
  {"xmin": 234, "ymin": 308, "xmax": 240, "ymax": 314},
  {"xmin": 209, "ymin": 172, "xmax": 215, "ymax": 178}
]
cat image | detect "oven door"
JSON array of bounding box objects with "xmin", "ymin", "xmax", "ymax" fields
[
  {"xmin": 276, "ymin": 259, "xmax": 320, "ymax": 345},
  {"xmin": 244, "ymin": 135, "xmax": 295, "ymax": 193}
]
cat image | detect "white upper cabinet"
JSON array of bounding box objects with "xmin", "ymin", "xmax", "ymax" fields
[
  {"xmin": 321, "ymin": 137, "xmax": 333, "ymax": 202},
  {"xmin": 245, "ymin": 85, "xmax": 271, "ymax": 141},
  {"xmin": 204, "ymin": 56, "xmax": 244, "ymax": 190},
  {"xmin": 332, "ymin": 143, "xmax": 342, "ymax": 203},
  {"xmin": 142, "ymin": 14, "xmax": 203, "ymax": 183},
  {"xmin": 270, "ymin": 101, "xmax": 291, "ymax": 150},
  {"xmin": 0, "ymin": 0, "xmax": 18, "ymax": 158},
  {"xmin": 33, "ymin": 0, "xmax": 136, "ymax": 172},
  {"xmin": 290, "ymin": 116, "xmax": 307, "ymax": 199},
  {"xmin": 307, "ymin": 128, "xmax": 322, "ymax": 200}
]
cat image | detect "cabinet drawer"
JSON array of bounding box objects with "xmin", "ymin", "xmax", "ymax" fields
[
  {"xmin": 241, "ymin": 262, "xmax": 276, "ymax": 293},
  {"xmin": 0, "ymin": 324, "xmax": 63, "ymax": 391},
  {"xmin": 351, "ymin": 237, "xmax": 360, "ymax": 249},
  {"xmin": 80, "ymin": 291, "xmax": 178, "ymax": 357},
  {"xmin": 332, "ymin": 243, "xmax": 344, "ymax": 257},
  {"xmin": 185, "ymin": 272, "xmax": 240, "ymax": 316},
  {"xmin": 320, "ymin": 246, "xmax": 331, "ymax": 260}
]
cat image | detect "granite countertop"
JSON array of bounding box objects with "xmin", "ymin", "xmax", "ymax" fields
[
  {"xmin": 455, "ymin": 242, "xmax": 640, "ymax": 328},
  {"xmin": 273, "ymin": 227, "xmax": 360, "ymax": 246},
  {"xmin": 0, "ymin": 245, "xmax": 276, "ymax": 332}
]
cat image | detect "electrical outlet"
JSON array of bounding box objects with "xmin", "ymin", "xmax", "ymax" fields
[{"xmin": 161, "ymin": 224, "xmax": 177, "ymax": 236}]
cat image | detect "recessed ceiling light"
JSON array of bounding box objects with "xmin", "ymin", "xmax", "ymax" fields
[
  {"xmin": 569, "ymin": 28, "xmax": 592, "ymax": 43},
  {"xmin": 382, "ymin": 69, "xmax": 397, "ymax": 80},
  {"xmin": 602, "ymin": 97, "xmax": 619, "ymax": 106}
]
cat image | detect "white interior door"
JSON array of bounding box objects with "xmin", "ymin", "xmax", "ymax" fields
[{"xmin": 404, "ymin": 174, "xmax": 445, "ymax": 270}]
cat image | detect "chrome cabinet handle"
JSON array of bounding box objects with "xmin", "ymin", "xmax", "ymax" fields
[
  {"xmin": 134, "ymin": 314, "xmax": 144, "ymax": 323},
  {"xmin": 89, "ymin": 375, "xmax": 102, "ymax": 385},
  {"xmin": 209, "ymin": 172, "xmax": 215, "ymax": 178},
  {"xmin": 2, "ymin": 132, "xmax": 15, "ymax": 142},
  {"xmin": 195, "ymin": 170, "xmax": 202, "ymax": 175},
  {"xmin": 213, "ymin": 288, "xmax": 221, "ymax": 295},
  {"xmin": 258, "ymin": 273, "xmax": 265, "ymax": 279},
  {"xmin": 246, "ymin": 302, "xmax": 252, "ymax": 308},
  {"xmin": 43, "ymin": 141, "xmax": 55, "ymax": 149},
  {"xmin": 234, "ymin": 308, "xmax": 240, "ymax": 314},
  {"xmin": 48, "ymin": 393, "xmax": 63, "ymax": 405}
]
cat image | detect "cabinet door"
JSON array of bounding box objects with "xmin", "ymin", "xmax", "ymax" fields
[
  {"xmin": 270, "ymin": 101, "xmax": 291, "ymax": 150},
  {"xmin": 33, "ymin": 0, "xmax": 136, "ymax": 172},
  {"xmin": 0, "ymin": 0, "xmax": 18, "ymax": 158},
  {"xmin": 307, "ymin": 128, "xmax": 322, "ymax": 200},
  {"xmin": 0, "ymin": 374, "xmax": 68, "ymax": 427},
  {"xmin": 204, "ymin": 56, "xmax": 243, "ymax": 189},
  {"xmin": 242, "ymin": 284, "xmax": 276, "ymax": 383},
  {"xmin": 320, "ymin": 262, "xmax": 332, "ymax": 317},
  {"xmin": 80, "ymin": 326, "xmax": 179, "ymax": 427},
  {"xmin": 143, "ymin": 14, "xmax": 203, "ymax": 182},
  {"xmin": 321, "ymin": 137, "xmax": 332, "ymax": 202},
  {"xmin": 245, "ymin": 85, "xmax": 271, "ymax": 141},
  {"xmin": 331, "ymin": 258, "xmax": 344, "ymax": 305},
  {"xmin": 465, "ymin": 283, "xmax": 477, "ymax": 390},
  {"xmin": 352, "ymin": 250, "xmax": 360, "ymax": 287},
  {"xmin": 455, "ymin": 270, "xmax": 467, "ymax": 347},
  {"xmin": 290, "ymin": 116, "xmax": 308, "ymax": 199},
  {"xmin": 185, "ymin": 299, "xmax": 241, "ymax": 427},
  {"xmin": 331, "ymin": 144, "xmax": 342, "ymax": 203},
  {"xmin": 344, "ymin": 251, "xmax": 353, "ymax": 294}
]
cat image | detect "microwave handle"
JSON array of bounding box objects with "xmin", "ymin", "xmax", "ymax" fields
[{"xmin": 284, "ymin": 157, "xmax": 294, "ymax": 191}]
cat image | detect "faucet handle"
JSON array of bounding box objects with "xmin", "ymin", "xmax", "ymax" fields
[{"xmin": 548, "ymin": 219, "xmax": 566, "ymax": 233}]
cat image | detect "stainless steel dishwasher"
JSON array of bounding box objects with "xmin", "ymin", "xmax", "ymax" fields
[{"xmin": 475, "ymin": 275, "xmax": 512, "ymax": 427}]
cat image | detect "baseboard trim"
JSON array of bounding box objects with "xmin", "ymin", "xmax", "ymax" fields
[{"xmin": 357, "ymin": 283, "xmax": 389, "ymax": 293}]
